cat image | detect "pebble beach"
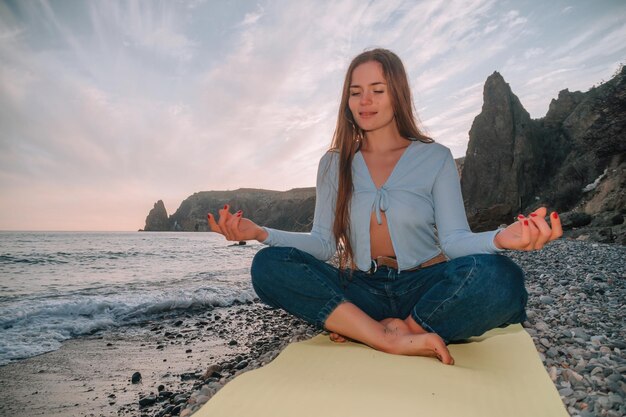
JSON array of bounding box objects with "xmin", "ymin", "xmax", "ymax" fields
[{"xmin": 0, "ymin": 239, "xmax": 624, "ymax": 417}]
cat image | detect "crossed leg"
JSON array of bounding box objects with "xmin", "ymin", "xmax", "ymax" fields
[
  {"xmin": 329, "ymin": 314, "xmax": 426, "ymax": 342},
  {"xmin": 324, "ymin": 302, "xmax": 454, "ymax": 365}
]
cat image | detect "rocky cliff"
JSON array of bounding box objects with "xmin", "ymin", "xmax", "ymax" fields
[
  {"xmin": 144, "ymin": 188, "xmax": 315, "ymax": 232},
  {"xmin": 461, "ymin": 66, "xmax": 625, "ymax": 243}
]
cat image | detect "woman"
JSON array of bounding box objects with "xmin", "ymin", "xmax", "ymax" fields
[{"xmin": 207, "ymin": 49, "xmax": 562, "ymax": 365}]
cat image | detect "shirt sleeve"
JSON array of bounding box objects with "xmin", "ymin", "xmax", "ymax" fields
[
  {"xmin": 261, "ymin": 152, "xmax": 337, "ymax": 261},
  {"xmin": 432, "ymin": 149, "xmax": 505, "ymax": 259}
]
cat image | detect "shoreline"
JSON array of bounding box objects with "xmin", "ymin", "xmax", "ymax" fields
[
  {"xmin": 0, "ymin": 303, "xmax": 318, "ymax": 417},
  {"xmin": 0, "ymin": 240, "xmax": 624, "ymax": 417}
]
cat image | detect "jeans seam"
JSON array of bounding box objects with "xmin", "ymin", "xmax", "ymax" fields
[{"xmin": 421, "ymin": 256, "xmax": 478, "ymax": 323}]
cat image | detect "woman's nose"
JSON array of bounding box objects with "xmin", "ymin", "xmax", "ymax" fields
[{"xmin": 360, "ymin": 91, "xmax": 372, "ymax": 105}]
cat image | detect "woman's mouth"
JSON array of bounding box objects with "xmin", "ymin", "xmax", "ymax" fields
[{"xmin": 359, "ymin": 111, "xmax": 377, "ymax": 118}]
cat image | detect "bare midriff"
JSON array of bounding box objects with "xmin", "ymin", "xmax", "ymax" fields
[{"xmin": 370, "ymin": 211, "xmax": 395, "ymax": 258}]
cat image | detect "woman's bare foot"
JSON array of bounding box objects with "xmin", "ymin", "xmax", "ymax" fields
[
  {"xmin": 329, "ymin": 318, "xmax": 450, "ymax": 364},
  {"xmin": 380, "ymin": 318, "xmax": 454, "ymax": 364},
  {"xmin": 324, "ymin": 304, "xmax": 454, "ymax": 365}
]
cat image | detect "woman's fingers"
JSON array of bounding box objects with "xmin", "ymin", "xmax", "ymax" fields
[
  {"xmin": 526, "ymin": 218, "xmax": 541, "ymax": 250},
  {"xmin": 529, "ymin": 213, "xmax": 552, "ymax": 249},
  {"xmin": 207, "ymin": 213, "xmax": 222, "ymax": 234},
  {"xmin": 218, "ymin": 205, "xmax": 233, "ymax": 240},
  {"xmin": 505, "ymin": 208, "xmax": 561, "ymax": 252},
  {"xmin": 549, "ymin": 212, "xmax": 563, "ymax": 240},
  {"xmin": 208, "ymin": 205, "xmax": 247, "ymax": 241},
  {"xmin": 226, "ymin": 210, "xmax": 243, "ymax": 240},
  {"xmin": 519, "ymin": 215, "xmax": 531, "ymax": 249}
]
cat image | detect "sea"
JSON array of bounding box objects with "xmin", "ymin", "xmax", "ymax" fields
[{"xmin": 0, "ymin": 231, "xmax": 261, "ymax": 366}]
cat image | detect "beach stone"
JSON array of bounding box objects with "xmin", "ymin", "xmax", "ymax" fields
[
  {"xmin": 596, "ymin": 395, "xmax": 612, "ymax": 409},
  {"xmin": 590, "ymin": 336, "xmax": 605, "ymax": 345},
  {"xmin": 180, "ymin": 372, "xmax": 198, "ymax": 381},
  {"xmin": 228, "ymin": 340, "xmax": 238, "ymax": 346},
  {"xmin": 574, "ymin": 390, "xmax": 587, "ymax": 400},
  {"xmin": 180, "ymin": 409, "xmax": 193, "ymax": 417},
  {"xmin": 202, "ymin": 364, "xmax": 222, "ymax": 380},
  {"xmin": 549, "ymin": 366, "xmax": 557, "ymax": 382},
  {"xmin": 158, "ymin": 391, "xmax": 173, "ymax": 398},
  {"xmin": 235, "ymin": 360, "xmax": 249, "ymax": 370},
  {"xmin": 131, "ymin": 371, "xmax": 142, "ymax": 384},
  {"xmin": 559, "ymin": 387, "xmax": 574, "ymax": 397},
  {"xmin": 572, "ymin": 328, "xmax": 591, "ymax": 341},
  {"xmin": 609, "ymin": 393, "xmax": 623, "ymax": 405},
  {"xmin": 591, "ymin": 367, "xmax": 604, "ymax": 376},
  {"xmin": 195, "ymin": 394, "xmax": 211, "ymax": 404},
  {"xmin": 174, "ymin": 393, "xmax": 188, "ymax": 404},
  {"xmin": 540, "ymin": 295, "xmax": 555, "ymax": 304},
  {"xmin": 139, "ymin": 394, "xmax": 157, "ymax": 407}
]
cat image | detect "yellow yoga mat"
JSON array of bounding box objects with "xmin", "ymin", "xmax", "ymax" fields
[{"xmin": 197, "ymin": 324, "xmax": 568, "ymax": 417}]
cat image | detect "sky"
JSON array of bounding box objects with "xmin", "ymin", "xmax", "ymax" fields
[{"xmin": 0, "ymin": 0, "xmax": 624, "ymax": 231}]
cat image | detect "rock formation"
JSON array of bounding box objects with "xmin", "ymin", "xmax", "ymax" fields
[
  {"xmin": 144, "ymin": 188, "xmax": 316, "ymax": 232},
  {"xmin": 461, "ymin": 71, "xmax": 548, "ymax": 229},
  {"xmin": 143, "ymin": 200, "xmax": 169, "ymax": 231},
  {"xmin": 461, "ymin": 66, "xmax": 625, "ymax": 243}
]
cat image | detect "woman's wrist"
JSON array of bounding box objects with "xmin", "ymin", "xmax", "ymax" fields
[
  {"xmin": 493, "ymin": 228, "xmax": 505, "ymax": 250},
  {"xmin": 256, "ymin": 227, "xmax": 269, "ymax": 243}
]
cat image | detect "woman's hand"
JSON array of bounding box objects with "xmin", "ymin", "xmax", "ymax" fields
[
  {"xmin": 207, "ymin": 205, "xmax": 268, "ymax": 242},
  {"xmin": 494, "ymin": 207, "xmax": 563, "ymax": 251}
]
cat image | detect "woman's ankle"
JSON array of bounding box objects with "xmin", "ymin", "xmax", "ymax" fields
[{"xmin": 404, "ymin": 315, "xmax": 428, "ymax": 334}]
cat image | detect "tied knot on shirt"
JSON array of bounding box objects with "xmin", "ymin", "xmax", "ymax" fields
[{"xmin": 372, "ymin": 186, "xmax": 390, "ymax": 225}]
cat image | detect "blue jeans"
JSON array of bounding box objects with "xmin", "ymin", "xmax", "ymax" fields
[{"xmin": 251, "ymin": 247, "xmax": 527, "ymax": 343}]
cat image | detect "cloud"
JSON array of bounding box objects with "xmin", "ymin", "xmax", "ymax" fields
[{"xmin": 1, "ymin": 0, "xmax": 625, "ymax": 230}]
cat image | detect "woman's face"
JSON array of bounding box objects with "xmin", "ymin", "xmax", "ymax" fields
[{"xmin": 348, "ymin": 61, "xmax": 395, "ymax": 132}]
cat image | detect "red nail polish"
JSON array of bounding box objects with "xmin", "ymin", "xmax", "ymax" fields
[
  {"xmin": 552, "ymin": 212, "xmax": 559, "ymax": 219},
  {"xmin": 530, "ymin": 213, "xmax": 537, "ymax": 217},
  {"xmin": 524, "ymin": 220, "xmax": 529, "ymax": 226},
  {"xmin": 236, "ymin": 212, "xmax": 242, "ymax": 217},
  {"xmin": 207, "ymin": 214, "xmax": 211, "ymax": 218},
  {"xmin": 224, "ymin": 205, "xmax": 228, "ymax": 209},
  {"xmin": 517, "ymin": 214, "xmax": 524, "ymax": 219}
]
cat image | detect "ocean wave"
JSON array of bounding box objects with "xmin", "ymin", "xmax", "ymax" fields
[
  {"xmin": 0, "ymin": 285, "xmax": 256, "ymax": 365},
  {"xmin": 0, "ymin": 254, "xmax": 69, "ymax": 265}
]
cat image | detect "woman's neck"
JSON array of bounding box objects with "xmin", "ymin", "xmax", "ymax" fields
[{"xmin": 362, "ymin": 122, "xmax": 407, "ymax": 153}]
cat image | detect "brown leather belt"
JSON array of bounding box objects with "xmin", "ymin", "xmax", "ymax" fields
[{"xmin": 368, "ymin": 253, "xmax": 448, "ymax": 274}]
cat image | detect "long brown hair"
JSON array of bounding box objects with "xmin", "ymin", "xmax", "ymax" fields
[{"xmin": 330, "ymin": 48, "xmax": 433, "ymax": 270}]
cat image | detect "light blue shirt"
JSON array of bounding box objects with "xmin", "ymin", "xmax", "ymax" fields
[{"xmin": 263, "ymin": 141, "xmax": 503, "ymax": 272}]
